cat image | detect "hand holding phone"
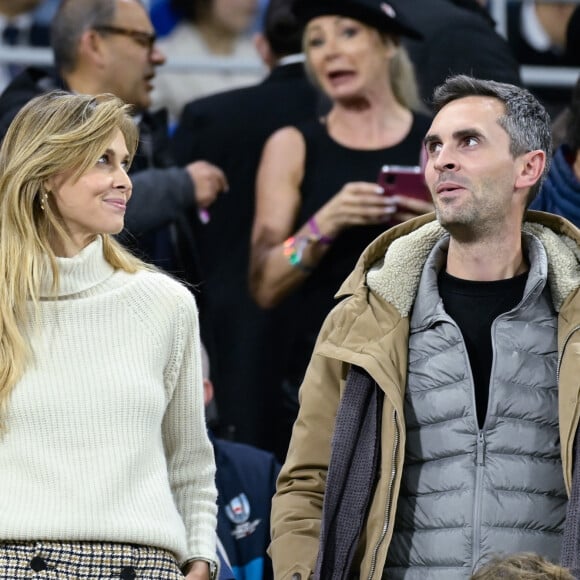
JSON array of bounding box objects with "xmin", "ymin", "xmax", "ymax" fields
[{"xmin": 377, "ymin": 165, "xmax": 431, "ymax": 202}]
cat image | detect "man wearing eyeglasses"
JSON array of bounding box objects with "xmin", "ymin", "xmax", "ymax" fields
[{"xmin": 0, "ymin": 0, "xmax": 228, "ymax": 291}]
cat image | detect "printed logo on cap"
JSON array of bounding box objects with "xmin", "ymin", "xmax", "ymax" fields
[{"xmin": 380, "ymin": 2, "xmax": 396, "ymax": 17}]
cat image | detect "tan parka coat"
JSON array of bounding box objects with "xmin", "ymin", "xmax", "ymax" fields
[{"xmin": 270, "ymin": 211, "xmax": 580, "ymax": 580}]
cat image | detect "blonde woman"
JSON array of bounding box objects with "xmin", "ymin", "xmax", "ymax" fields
[
  {"xmin": 249, "ymin": 0, "xmax": 433, "ymax": 458},
  {"xmin": 0, "ymin": 91, "xmax": 218, "ymax": 580}
]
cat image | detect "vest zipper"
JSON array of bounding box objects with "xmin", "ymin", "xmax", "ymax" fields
[
  {"xmin": 368, "ymin": 409, "xmax": 399, "ymax": 580},
  {"xmin": 472, "ymin": 431, "xmax": 486, "ymax": 571}
]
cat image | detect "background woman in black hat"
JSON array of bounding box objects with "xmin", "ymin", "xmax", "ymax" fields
[{"xmin": 249, "ymin": 0, "xmax": 432, "ymax": 460}]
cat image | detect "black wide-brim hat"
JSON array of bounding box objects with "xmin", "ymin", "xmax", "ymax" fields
[{"xmin": 292, "ymin": 0, "xmax": 423, "ymax": 40}]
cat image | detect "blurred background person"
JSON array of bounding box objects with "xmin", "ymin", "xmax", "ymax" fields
[
  {"xmin": 0, "ymin": 0, "xmax": 57, "ymax": 91},
  {"xmin": 530, "ymin": 75, "xmax": 580, "ymax": 225},
  {"xmin": 150, "ymin": 0, "xmax": 268, "ymax": 37},
  {"xmin": 250, "ymin": 0, "xmax": 432, "ymax": 460},
  {"xmin": 507, "ymin": 0, "xmax": 580, "ymax": 117},
  {"xmin": 201, "ymin": 344, "xmax": 279, "ymax": 580},
  {"xmin": 171, "ymin": 0, "xmax": 320, "ymax": 452},
  {"xmin": 0, "ymin": 0, "xmax": 227, "ymax": 303},
  {"xmin": 0, "ymin": 91, "xmax": 217, "ymax": 579},
  {"xmin": 151, "ymin": 0, "xmax": 264, "ymax": 123},
  {"xmin": 396, "ymin": 0, "xmax": 521, "ymax": 109}
]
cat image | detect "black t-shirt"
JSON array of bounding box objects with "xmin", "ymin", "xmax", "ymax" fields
[{"xmin": 438, "ymin": 270, "xmax": 528, "ymax": 428}]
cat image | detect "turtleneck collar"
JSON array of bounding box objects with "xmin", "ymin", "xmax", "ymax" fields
[{"xmin": 40, "ymin": 236, "xmax": 115, "ymax": 298}]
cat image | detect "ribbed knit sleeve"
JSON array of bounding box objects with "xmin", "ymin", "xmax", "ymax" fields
[{"xmin": 160, "ymin": 287, "xmax": 218, "ymax": 565}]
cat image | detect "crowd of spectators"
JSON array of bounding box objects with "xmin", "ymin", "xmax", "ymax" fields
[{"xmin": 0, "ymin": 0, "xmax": 579, "ymax": 578}]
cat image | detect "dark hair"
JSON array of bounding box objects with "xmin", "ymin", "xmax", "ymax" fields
[
  {"xmin": 566, "ymin": 75, "xmax": 580, "ymax": 152},
  {"xmin": 170, "ymin": 0, "xmax": 210, "ymax": 23},
  {"xmin": 263, "ymin": 0, "xmax": 304, "ymax": 57},
  {"xmin": 51, "ymin": 0, "xmax": 148, "ymax": 73},
  {"xmin": 433, "ymin": 75, "xmax": 553, "ymax": 205}
]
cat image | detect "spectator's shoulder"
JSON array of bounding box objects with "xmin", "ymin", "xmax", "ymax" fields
[
  {"xmin": 213, "ymin": 437, "xmax": 280, "ymax": 471},
  {"xmin": 0, "ymin": 66, "xmax": 62, "ymax": 140}
]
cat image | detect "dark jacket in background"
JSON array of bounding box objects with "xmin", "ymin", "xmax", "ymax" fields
[
  {"xmin": 530, "ymin": 145, "xmax": 580, "ymax": 227},
  {"xmin": 212, "ymin": 433, "xmax": 280, "ymax": 580},
  {"xmin": 0, "ymin": 66, "xmax": 203, "ymax": 289},
  {"xmin": 171, "ymin": 61, "xmax": 320, "ymax": 452},
  {"xmin": 398, "ymin": 0, "xmax": 521, "ymax": 107}
]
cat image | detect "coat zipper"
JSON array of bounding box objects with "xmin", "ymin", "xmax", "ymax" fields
[
  {"xmin": 556, "ymin": 324, "xmax": 580, "ymax": 491},
  {"xmin": 472, "ymin": 431, "xmax": 486, "ymax": 570},
  {"xmin": 367, "ymin": 409, "xmax": 399, "ymax": 580},
  {"xmin": 557, "ymin": 324, "xmax": 580, "ymax": 384}
]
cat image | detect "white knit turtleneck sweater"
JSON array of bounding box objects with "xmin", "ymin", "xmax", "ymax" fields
[{"xmin": 0, "ymin": 237, "xmax": 217, "ymax": 566}]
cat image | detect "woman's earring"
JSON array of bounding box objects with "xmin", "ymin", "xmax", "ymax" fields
[{"xmin": 39, "ymin": 190, "xmax": 48, "ymax": 211}]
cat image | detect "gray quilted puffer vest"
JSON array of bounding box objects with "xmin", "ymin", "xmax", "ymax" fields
[{"xmin": 383, "ymin": 236, "xmax": 566, "ymax": 580}]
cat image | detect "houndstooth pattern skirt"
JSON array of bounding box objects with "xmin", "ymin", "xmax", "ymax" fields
[{"xmin": 0, "ymin": 541, "xmax": 185, "ymax": 579}]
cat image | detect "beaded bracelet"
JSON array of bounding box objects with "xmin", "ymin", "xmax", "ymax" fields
[
  {"xmin": 283, "ymin": 236, "xmax": 314, "ymax": 273},
  {"xmin": 308, "ymin": 216, "xmax": 334, "ymax": 245}
]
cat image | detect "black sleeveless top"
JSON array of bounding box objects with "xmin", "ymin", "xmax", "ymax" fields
[{"xmin": 282, "ymin": 113, "xmax": 432, "ymax": 390}]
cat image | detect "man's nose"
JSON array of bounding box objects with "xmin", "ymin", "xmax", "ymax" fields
[
  {"xmin": 150, "ymin": 43, "xmax": 166, "ymax": 65},
  {"xmin": 433, "ymin": 145, "xmax": 458, "ymax": 172}
]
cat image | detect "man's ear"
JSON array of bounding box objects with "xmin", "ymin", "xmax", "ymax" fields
[
  {"xmin": 515, "ymin": 149, "xmax": 546, "ymax": 191},
  {"xmin": 77, "ymin": 28, "xmax": 107, "ymax": 69},
  {"xmin": 253, "ymin": 32, "xmax": 275, "ymax": 70}
]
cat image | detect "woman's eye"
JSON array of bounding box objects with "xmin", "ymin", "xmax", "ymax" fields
[
  {"xmin": 97, "ymin": 154, "xmax": 109, "ymax": 165},
  {"xmin": 341, "ymin": 26, "xmax": 358, "ymax": 38},
  {"xmin": 306, "ymin": 36, "xmax": 323, "ymax": 48}
]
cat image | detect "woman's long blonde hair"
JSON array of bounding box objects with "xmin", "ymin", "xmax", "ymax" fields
[
  {"xmin": 0, "ymin": 91, "xmax": 142, "ymax": 429},
  {"xmin": 388, "ymin": 41, "xmax": 424, "ymax": 112}
]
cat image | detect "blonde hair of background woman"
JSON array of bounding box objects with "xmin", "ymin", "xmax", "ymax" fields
[
  {"xmin": 0, "ymin": 91, "xmax": 142, "ymax": 431},
  {"xmin": 389, "ymin": 41, "xmax": 424, "ymax": 113}
]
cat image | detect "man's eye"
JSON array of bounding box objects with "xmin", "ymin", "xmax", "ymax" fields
[
  {"xmin": 464, "ymin": 136, "xmax": 478, "ymax": 147},
  {"xmin": 427, "ymin": 142, "xmax": 441, "ymax": 154}
]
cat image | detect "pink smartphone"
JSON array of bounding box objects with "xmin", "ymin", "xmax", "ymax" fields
[{"xmin": 377, "ymin": 165, "xmax": 431, "ymax": 202}]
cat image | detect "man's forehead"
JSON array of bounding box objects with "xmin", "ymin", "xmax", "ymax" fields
[
  {"xmin": 429, "ymin": 96, "xmax": 506, "ymax": 134},
  {"xmin": 114, "ymin": 0, "xmax": 150, "ymax": 22},
  {"xmin": 436, "ymin": 95, "xmax": 505, "ymax": 119}
]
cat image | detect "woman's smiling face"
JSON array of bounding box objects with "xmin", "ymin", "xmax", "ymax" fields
[{"xmin": 47, "ymin": 129, "xmax": 132, "ymax": 254}]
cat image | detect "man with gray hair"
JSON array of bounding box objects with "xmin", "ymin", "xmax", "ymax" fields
[
  {"xmin": 270, "ymin": 75, "xmax": 580, "ymax": 580},
  {"xmin": 0, "ymin": 0, "xmax": 227, "ymax": 286}
]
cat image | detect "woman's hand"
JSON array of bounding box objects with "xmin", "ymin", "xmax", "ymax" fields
[
  {"xmin": 314, "ymin": 181, "xmax": 397, "ymax": 237},
  {"xmin": 184, "ymin": 560, "xmax": 211, "ymax": 580}
]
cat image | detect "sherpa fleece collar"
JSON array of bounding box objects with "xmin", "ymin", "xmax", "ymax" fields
[{"xmin": 359, "ymin": 215, "xmax": 580, "ymax": 318}]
